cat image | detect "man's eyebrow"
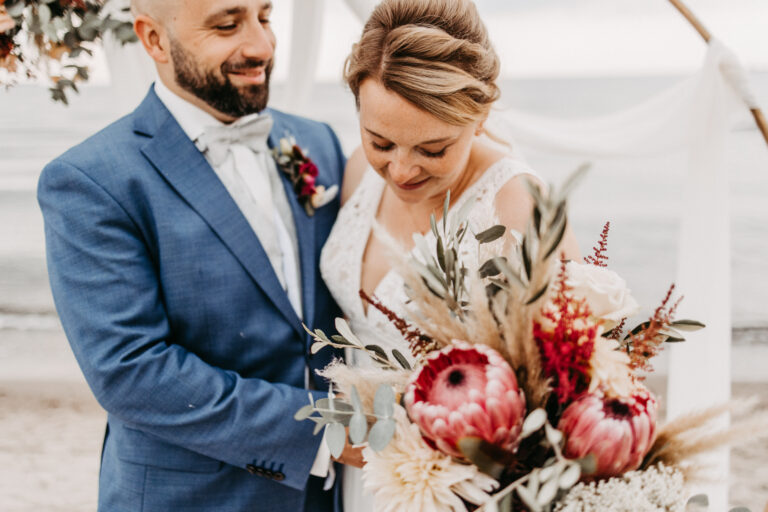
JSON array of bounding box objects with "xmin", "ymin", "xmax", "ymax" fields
[
  {"xmin": 203, "ymin": 6, "xmax": 246, "ymax": 25},
  {"xmin": 365, "ymin": 128, "xmax": 454, "ymax": 145}
]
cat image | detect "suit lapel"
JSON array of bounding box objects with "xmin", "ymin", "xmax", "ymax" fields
[
  {"xmin": 136, "ymin": 96, "xmax": 304, "ymax": 335},
  {"xmin": 268, "ymin": 113, "xmax": 317, "ymax": 332}
]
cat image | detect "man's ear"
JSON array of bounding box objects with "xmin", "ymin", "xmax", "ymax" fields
[{"xmin": 134, "ymin": 14, "xmax": 170, "ymax": 64}]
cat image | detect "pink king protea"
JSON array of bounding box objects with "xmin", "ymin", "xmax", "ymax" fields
[
  {"xmin": 404, "ymin": 341, "xmax": 526, "ymax": 459},
  {"xmin": 557, "ymin": 386, "xmax": 658, "ymax": 478}
]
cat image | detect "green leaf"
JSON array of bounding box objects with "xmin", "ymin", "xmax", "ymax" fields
[
  {"xmin": 556, "ymin": 162, "xmax": 590, "ymax": 203},
  {"xmin": 687, "ymin": 494, "xmax": 709, "ymax": 507},
  {"xmin": 576, "ymin": 454, "xmax": 597, "ymax": 476},
  {"xmin": 521, "ymin": 236, "xmax": 532, "ymax": 281},
  {"xmin": 436, "ymin": 236, "xmax": 446, "ymax": 271},
  {"xmin": 479, "ymin": 258, "xmax": 502, "ymax": 278},
  {"xmin": 452, "ymin": 195, "xmax": 476, "ymax": 234},
  {"xmin": 326, "ymin": 422, "xmax": 346, "ymax": 459},
  {"xmin": 315, "ymin": 398, "xmax": 355, "ymax": 424},
  {"xmin": 499, "ymin": 493, "xmax": 513, "ymax": 512},
  {"xmin": 38, "ymin": 4, "xmax": 52, "ymax": 26},
  {"xmin": 368, "ymin": 418, "xmax": 396, "ymax": 451},
  {"xmin": 313, "ymin": 422, "xmax": 325, "ymax": 435},
  {"xmin": 7, "ymin": 2, "xmax": 26, "ymax": 17},
  {"xmin": 391, "ymin": 349, "xmax": 412, "ymax": 370},
  {"xmin": 294, "ymin": 404, "xmax": 314, "ymax": 421},
  {"xmin": 728, "ymin": 507, "xmax": 751, "ymax": 512},
  {"xmin": 330, "ymin": 334, "xmax": 353, "ymax": 346},
  {"xmin": 525, "ymin": 281, "xmax": 550, "ymax": 305},
  {"xmin": 671, "ymin": 319, "xmax": 706, "ymax": 331},
  {"xmin": 544, "ymin": 423, "xmax": 563, "ymax": 446},
  {"xmin": 350, "ymin": 386, "xmax": 363, "ymax": 413},
  {"xmin": 365, "ymin": 344, "xmax": 389, "ymax": 364},
  {"xmin": 349, "ymin": 411, "xmax": 367, "ymax": 445},
  {"xmin": 310, "ymin": 341, "xmax": 330, "ymax": 355},
  {"xmin": 457, "ymin": 438, "xmax": 505, "ymax": 480},
  {"xmin": 430, "ymin": 214, "xmax": 439, "ymax": 238},
  {"xmin": 475, "ymin": 225, "xmax": 506, "ymax": 244},
  {"xmin": 373, "ymin": 385, "xmax": 395, "ymax": 418},
  {"xmin": 335, "ymin": 318, "xmax": 364, "ymax": 347},
  {"xmin": 542, "ymin": 211, "xmax": 568, "ymax": 261}
]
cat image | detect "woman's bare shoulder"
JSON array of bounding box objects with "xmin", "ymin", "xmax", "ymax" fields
[{"xmin": 341, "ymin": 146, "xmax": 370, "ymax": 205}]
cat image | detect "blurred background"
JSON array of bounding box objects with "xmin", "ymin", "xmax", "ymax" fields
[{"xmin": 1, "ymin": 0, "xmax": 766, "ymax": 510}]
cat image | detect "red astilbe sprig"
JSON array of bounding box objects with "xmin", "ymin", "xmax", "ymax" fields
[
  {"xmin": 359, "ymin": 289, "xmax": 438, "ymax": 359},
  {"xmin": 627, "ymin": 284, "xmax": 683, "ymax": 377},
  {"xmin": 584, "ymin": 221, "xmax": 610, "ymax": 267},
  {"xmin": 607, "ymin": 317, "xmax": 628, "ymax": 341},
  {"xmin": 533, "ymin": 260, "xmax": 601, "ymax": 405}
]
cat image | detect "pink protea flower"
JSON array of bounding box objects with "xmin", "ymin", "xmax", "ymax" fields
[
  {"xmin": 404, "ymin": 341, "xmax": 526, "ymax": 459},
  {"xmin": 557, "ymin": 386, "xmax": 658, "ymax": 478}
]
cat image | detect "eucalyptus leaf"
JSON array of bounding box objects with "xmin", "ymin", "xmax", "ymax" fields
[
  {"xmin": 315, "ymin": 398, "xmax": 355, "ymax": 424},
  {"xmin": 686, "ymin": 494, "xmax": 709, "ymax": 507},
  {"xmin": 544, "ymin": 423, "xmax": 564, "ymax": 446},
  {"xmin": 475, "ymin": 225, "xmax": 506, "ymax": 244},
  {"xmin": 542, "ymin": 212, "xmax": 568, "ymax": 261},
  {"xmin": 7, "ymin": 2, "xmax": 25, "ymax": 17},
  {"xmin": 576, "ymin": 454, "xmax": 597, "ymax": 476},
  {"xmin": 313, "ymin": 422, "xmax": 325, "ymax": 435},
  {"xmin": 521, "ymin": 408, "xmax": 547, "ymax": 437},
  {"xmin": 330, "ymin": 334, "xmax": 353, "ymax": 346},
  {"xmin": 436, "ymin": 236, "xmax": 446, "ymax": 271},
  {"xmin": 526, "ymin": 469, "xmax": 540, "ymax": 494},
  {"xmin": 558, "ymin": 463, "xmax": 581, "ymax": 489},
  {"xmin": 350, "ymin": 386, "xmax": 363, "ymax": 413},
  {"xmin": 525, "ymin": 281, "xmax": 550, "ymax": 305},
  {"xmin": 556, "ymin": 163, "xmax": 590, "ymax": 203},
  {"xmin": 38, "ymin": 4, "xmax": 52, "ymax": 26},
  {"xmin": 496, "ymin": 258, "xmax": 526, "ymax": 289},
  {"xmin": 326, "ymin": 422, "xmax": 346, "ymax": 459},
  {"xmin": 537, "ymin": 478, "xmax": 559, "ymax": 506},
  {"xmin": 335, "ymin": 318, "xmax": 364, "ymax": 347},
  {"xmin": 373, "ymin": 385, "xmax": 395, "ymax": 418},
  {"xmin": 349, "ymin": 411, "xmax": 368, "ymax": 445},
  {"xmin": 516, "ymin": 486, "xmax": 541, "ymax": 512},
  {"xmin": 294, "ymin": 404, "xmax": 314, "ymax": 421},
  {"xmin": 365, "ymin": 344, "xmax": 389, "ymax": 364},
  {"xmin": 670, "ymin": 319, "xmax": 706, "ymax": 331},
  {"xmin": 391, "ymin": 349, "xmax": 412, "ymax": 370},
  {"xmin": 310, "ymin": 341, "xmax": 330, "ymax": 355},
  {"xmin": 479, "ymin": 258, "xmax": 502, "ymax": 278},
  {"xmin": 457, "ymin": 437, "xmax": 507, "ymax": 480},
  {"xmin": 368, "ymin": 418, "xmax": 396, "ymax": 451},
  {"xmin": 499, "ymin": 493, "xmax": 513, "ymax": 512}
]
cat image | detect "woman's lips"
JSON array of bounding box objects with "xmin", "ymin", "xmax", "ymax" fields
[{"xmin": 397, "ymin": 177, "xmax": 430, "ymax": 191}]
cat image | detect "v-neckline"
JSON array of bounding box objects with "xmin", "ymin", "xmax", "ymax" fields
[{"xmin": 354, "ymin": 158, "xmax": 509, "ymax": 318}]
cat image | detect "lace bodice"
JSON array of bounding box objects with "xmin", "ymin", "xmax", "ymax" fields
[{"xmin": 319, "ymin": 156, "xmax": 539, "ymax": 367}]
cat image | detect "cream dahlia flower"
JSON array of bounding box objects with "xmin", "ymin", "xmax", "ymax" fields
[{"xmin": 362, "ymin": 405, "xmax": 498, "ymax": 512}]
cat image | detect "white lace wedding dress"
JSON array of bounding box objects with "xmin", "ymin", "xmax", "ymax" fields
[{"xmin": 319, "ymin": 155, "xmax": 538, "ymax": 512}]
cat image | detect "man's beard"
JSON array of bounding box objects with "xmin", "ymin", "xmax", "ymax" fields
[{"xmin": 170, "ymin": 37, "xmax": 272, "ymax": 118}]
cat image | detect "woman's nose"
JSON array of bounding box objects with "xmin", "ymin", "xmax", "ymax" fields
[{"xmin": 387, "ymin": 151, "xmax": 420, "ymax": 184}]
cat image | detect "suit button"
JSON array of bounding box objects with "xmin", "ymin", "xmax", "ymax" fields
[
  {"xmin": 274, "ymin": 472, "xmax": 285, "ymax": 481},
  {"xmin": 264, "ymin": 469, "xmax": 275, "ymax": 478},
  {"xmin": 245, "ymin": 464, "xmax": 258, "ymax": 475}
]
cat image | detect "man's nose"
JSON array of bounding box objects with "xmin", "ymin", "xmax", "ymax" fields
[{"xmin": 240, "ymin": 18, "xmax": 274, "ymax": 61}]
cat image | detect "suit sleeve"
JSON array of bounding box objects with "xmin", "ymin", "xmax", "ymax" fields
[{"xmin": 38, "ymin": 159, "xmax": 325, "ymax": 491}]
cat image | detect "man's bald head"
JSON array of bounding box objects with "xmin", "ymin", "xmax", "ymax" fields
[{"xmin": 130, "ymin": 0, "xmax": 178, "ymax": 23}]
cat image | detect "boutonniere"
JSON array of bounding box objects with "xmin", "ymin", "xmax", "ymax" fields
[{"xmin": 272, "ymin": 135, "xmax": 339, "ymax": 216}]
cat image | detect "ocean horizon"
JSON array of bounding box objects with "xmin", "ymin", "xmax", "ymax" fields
[{"xmin": 1, "ymin": 74, "xmax": 767, "ymax": 339}]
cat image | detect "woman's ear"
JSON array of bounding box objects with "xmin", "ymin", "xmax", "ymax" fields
[{"xmin": 475, "ymin": 115, "xmax": 489, "ymax": 136}]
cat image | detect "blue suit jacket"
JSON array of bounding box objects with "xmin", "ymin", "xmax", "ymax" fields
[{"xmin": 38, "ymin": 87, "xmax": 344, "ymax": 511}]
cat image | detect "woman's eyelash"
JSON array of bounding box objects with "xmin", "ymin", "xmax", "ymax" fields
[
  {"xmin": 421, "ymin": 148, "xmax": 447, "ymax": 158},
  {"xmin": 371, "ymin": 142, "xmax": 393, "ymax": 151}
]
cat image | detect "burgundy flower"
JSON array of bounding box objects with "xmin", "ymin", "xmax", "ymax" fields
[
  {"xmin": 0, "ymin": 34, "xmax": 13, "ymax": 60},
  {"xmin": 404, "ymin": 341, "xmax": 526, "ymax": 459},
  {"xmin": 557, "ymin": 386, "xmax": 658, "ymax": 478},
  {"xmin": 299, "ymin": 160, "xmax": 319, "ymax": 178}
]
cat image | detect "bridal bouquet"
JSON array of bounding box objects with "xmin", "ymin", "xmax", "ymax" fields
[
  {"xmin": 0, "ymin": 0, "xmax": 135, "ymax": 103},
  {"xmin": 297, "ymin": 168, "xmax": 763, "ymax": 512}
]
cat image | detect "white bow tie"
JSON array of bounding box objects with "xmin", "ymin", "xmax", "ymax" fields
[{"xmin": 195, "ymin": 113, "xmax": 274, "ymax": 166}]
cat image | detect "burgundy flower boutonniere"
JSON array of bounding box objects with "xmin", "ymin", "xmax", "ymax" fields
[{"xmin": 272, "ymin": 135, "xmax": 338, "ymax": 216}]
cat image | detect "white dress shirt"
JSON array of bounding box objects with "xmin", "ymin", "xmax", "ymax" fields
[{"xmin": 154, "ymin": 80, "xmax": 332, "ymax": 480}]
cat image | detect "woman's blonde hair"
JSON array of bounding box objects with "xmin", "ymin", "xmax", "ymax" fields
[{"xmin": 344, "ymin": 0, "xmax": 501, "ymax": 126}]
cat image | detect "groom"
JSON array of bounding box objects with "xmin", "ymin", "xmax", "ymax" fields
[{"xmin": 38, "ymin": 0, "xmax": 358, "ymax": 510}]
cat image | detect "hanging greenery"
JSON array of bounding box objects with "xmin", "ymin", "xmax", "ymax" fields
[{"xmin": 0, "ymin": 0, "xmax": 137, "ymax": 104}]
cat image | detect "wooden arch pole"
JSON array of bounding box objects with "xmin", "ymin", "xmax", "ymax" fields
[{"xmin": 668, "ymin": 0, "xmax": 768, "ymax": 147}]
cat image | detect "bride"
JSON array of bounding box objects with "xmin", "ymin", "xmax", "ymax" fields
[{"xmin": 320, "ymin": 0, "xmax": 580, "ymax": 509}]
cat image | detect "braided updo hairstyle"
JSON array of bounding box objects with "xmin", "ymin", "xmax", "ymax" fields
[{"xmin": 344, "ymin": 0, "xmax": 501, "ymax": 126}]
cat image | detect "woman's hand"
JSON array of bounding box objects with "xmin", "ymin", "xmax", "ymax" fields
[{"xmin": 333, "ymin": 437, "xmax": 366, "ymax": 468}]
